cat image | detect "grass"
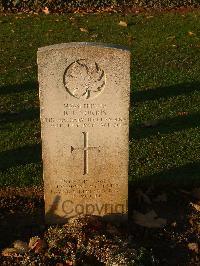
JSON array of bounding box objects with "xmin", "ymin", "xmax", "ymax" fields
[{"xmin": 0, "ymin": 11, "xmax": 200, "ymax": 187}]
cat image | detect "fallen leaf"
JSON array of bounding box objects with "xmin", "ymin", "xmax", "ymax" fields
[
  {"xmin": 171, "ymin": 221, "xmax": 177, "ymax": 227},
  {"xmin": 188, "ymin": 242, "xmax": 198, "ymax": 253},
  {"xmin": 177, "ymin": 112, "xmax": 188, "ymax": 116},
  {"xmin": 79, "ymin": 27, "xmax": 88, "ymax": 32},
  {"xmin": 192, "ymin": 188, "xmax": 200, "ymax": 200},
  {"xmin": 43, "ymin": 7, "xmax": 49, "ymax": 14},
  {"xmin": 91, "ymin": 34, "xmax": 98, "ymax": 38},
  {"xmin": 2, "ymin": 248, "xmax": 21, "ymax": 257},
  {"xmin": 189, "ymin": 218, "xmax": 194, "ymax": 226},
  {"xmin": 166, "ymin": 36, "xmax": 176, "ymax": 40},
  {"xmin": 119, "ymin": 21, "xmax": 128, "ymax": 27},
  {"xmin": 188, "ymin": 31, "xmax": 196, "ymax": 36},
  {"xmin": 65, "ymin": 260, "xmax": 73, "ymax": 266},
  {"xmin": 29, "ymin": 236, "xmax": 40, "ymax": 249},
  {"xmin": 13, "ymin": 240, "xmax": 29, "ymax": 254},
  {"xmin": 154, "ymin": 193, "xmax": 167, "ymax": 202},
  {"xmin": 190, "ymin": 202, "xmax": 200, "ymax": 212},
  {"xmin": 29, "ymin": 237, "xmax": 46, "ymax": 253},
  {"xmin": 132, "ymin": 210, "xmax": 167, "ymax": 228}
]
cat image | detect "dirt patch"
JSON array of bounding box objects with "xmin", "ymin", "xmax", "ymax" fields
[
  {"xmin": 0, "ymin": 186, "xmax": 199, "ymax": 265},
  {"xmin": 0, "ymin": 187, "xmax": 44, "ymax": 250}
]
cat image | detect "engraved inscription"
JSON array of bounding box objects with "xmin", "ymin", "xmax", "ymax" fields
[
  {"xmin": 51, "ymin": 179, "xmax": 120, "ymax": 199},
  {"xmin": 63, "ymin": 59, "xmax": 105, "ymax": 99},
  {"xmin": 71, "ymin": 132, "xmax": 100, "ymax": 175},
  {"xmin": 42, "ymin": 102, "xmax": 127, "ymax": 128}
]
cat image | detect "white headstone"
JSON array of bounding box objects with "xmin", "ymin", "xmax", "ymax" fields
[{"xmin": 37, "ymin": 43, "xmax": 130, "ymax": 224}]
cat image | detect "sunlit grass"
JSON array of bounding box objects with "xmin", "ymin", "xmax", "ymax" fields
[{"xmin": 0, "ymin": 11, "xmax": 200, "ymax": 187}]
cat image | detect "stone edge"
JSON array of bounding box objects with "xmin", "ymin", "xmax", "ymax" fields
[{"xmin": 37, "ymin": 42, "xmax": 130, "ymax": 54}]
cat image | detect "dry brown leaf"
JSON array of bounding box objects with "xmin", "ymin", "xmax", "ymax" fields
[
  {"xmin": 65, "ymin": 260, "xmax": 73, "ymax": 266},
  {"xmin": 13, "ymin": 240, "xmax": 29, "ymax": 254},
  {"xmin": 119, "ymin": 21, "xmax": 128, "ymax": 27},
  {"xmin": 192, "ymin": 188, "xmax": 200, "ymax": 200},
  {"xmin": 29, "ymin": 236, "xmax": 46, "ymax": 253},
  {"xmin": 2, "ymin": 248, "xmax": 21, "ymax": 257},
  {"xmin": 177, "ymin": 111, "xmax": 188, "ymax": 116},
  {"xmin": 188, "ymin": 31, "xmax": 196, "ymax": 36},
  {"xmin": 43, "ymin": 7, "xmax": 49, "ymax": 15},
  {"xmin": 190, "ymin": 202, "xmax": 200, "ymax": 212},
  {"xmin": 29, "ymin": 236, "xmax": 40, "ymax": 249},
  {"xmin": 188, "ymin": 242, "xmax": 198, "ymax": 253},
  {"xmin": 80, "ymin": 27, "xmax": 88, "ymax": 33},
  {"xmin": 132, "ymin": 210, "xmax": 167, "ymax": 228}
]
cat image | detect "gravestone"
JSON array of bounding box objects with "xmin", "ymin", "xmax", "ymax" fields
[{"xmin": 37, "ymin": 43, "xmax": 130, "ymax": 224}]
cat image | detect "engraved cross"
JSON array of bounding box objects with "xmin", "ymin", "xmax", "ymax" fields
[{"xmin": 71, "ymin": 132, "xmax": 100, "ymax": 175}]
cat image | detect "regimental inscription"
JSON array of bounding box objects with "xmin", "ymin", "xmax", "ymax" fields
[
  {"xmin": 63, "ymin": 59, "xmax": 105, "ymax": 100},
  {"xmin": 71, "ymin": 132, "xmax": 100, "ymax": 175},
  {"xmin": 42, "ymin": 102, "xmax": 127, "ymax": 128}
]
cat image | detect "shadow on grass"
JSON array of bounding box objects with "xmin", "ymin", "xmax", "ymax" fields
[
  {"xmin": 0, "ymin": 144, "xmax": 41, "ymax": 171},
  {"xmin": 0, "ymin": 108, "xmax": 39, "ymax": 125},
  {"xmin": 0, "ymin": 81, "xmax": 38, "ymax": 95},
  {"xmin": 130, "ymin": 112, "xmax": 200, "ymax": 140},
  {"xmin": 132, "ymin": 81, "xmax": 200, "ymax": 103},
  {"xmin": 129, "ymin": 161, "xmax": 200, "ymax": 190}
]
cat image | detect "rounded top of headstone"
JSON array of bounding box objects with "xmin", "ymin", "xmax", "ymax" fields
[{"xmin": 37, "ymin": 42, "xmax": 130, "ymax": 53}]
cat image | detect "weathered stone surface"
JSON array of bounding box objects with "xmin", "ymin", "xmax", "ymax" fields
[{"xmin": 37, "ymin": 43, "xmax": 130, "ymax": 224}]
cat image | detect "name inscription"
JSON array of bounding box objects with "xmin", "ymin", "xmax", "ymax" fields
[{"xmin": 42, "ymin": 103, "xmax": 127, "ymax": 128}]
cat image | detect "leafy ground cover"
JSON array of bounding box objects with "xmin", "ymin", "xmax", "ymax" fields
[
  {"xmin": 0, "ymin": 10, "xmax": 200, "ymax": 187},
  {"xmin": 1, "ymin": 0, "xmax": 200, "ymax": 13},
  {"xmin": 0, "ymin": 187, "xmax": 200, "ymax": 265}
]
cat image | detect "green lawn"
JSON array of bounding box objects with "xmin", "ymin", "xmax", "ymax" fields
[{"xmin": 0, "ymin": 11, "xmax": 200, "ymax": 187}]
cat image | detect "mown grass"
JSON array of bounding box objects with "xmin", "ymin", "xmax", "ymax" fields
[{"xmin": 0, "ymin": 11, "xmax": 200, "ymax": 187}]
